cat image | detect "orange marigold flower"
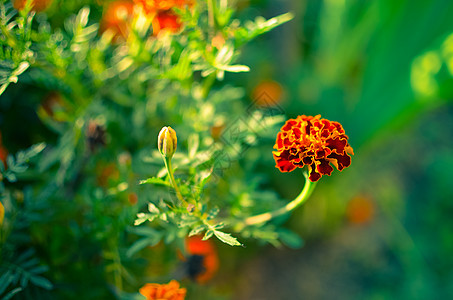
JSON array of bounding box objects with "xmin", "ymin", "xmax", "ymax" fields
[
  {"xmin": 139, "ymin": 280, "xmax": 186, "ymax": 300},
  {"xmin": 152, "ymin": 10, "xmax": 182, "ymax": 35},
  {"xmin": 273, "ymin": 115, "xmax": 354, "ymax": 182},
  {"xmin": 13, "ymin": 0, "xmax": 52, "ymax": 12},
  {"xmin": 99, "ymin": 1, "xmax": 135, "ymax": 41},
  {"xmin": 185, "ymin": 235, "xmax": 219, "ymax": 283}
]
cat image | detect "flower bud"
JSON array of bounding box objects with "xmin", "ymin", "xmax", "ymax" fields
[{"xmin": 158, "ymin": 126, "xmax": 177, "ymax": 159}]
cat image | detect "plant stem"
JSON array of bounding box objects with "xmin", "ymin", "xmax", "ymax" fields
[
  {"xmin": 164, "ymin": 157, "xmax": 187, "ymax": 206},
  {"xmin": 240, "ymin": 171, "xmax": 317, "ymax": 227},
  {"xmin": 207, "ymin": 0, "xmax": 216, "ymax": 38}
]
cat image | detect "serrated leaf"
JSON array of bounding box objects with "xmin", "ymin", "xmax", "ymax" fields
[
  {"xmin": 134, "ymin": 213, "xmax": 156, "ymax": 225},
  {"xmin": 202, "ymin": 230, "xmax": 214, "ymax": 240},
  {"xmin": 148, "ymin": 202, "xmax": 159, "ymax": 214},
  {"xmin": 212, "ymin": 222, "xmax": 225, "ymax": 230},
  {"xmin": 213, "ymin": 230, "xmax": 242, "ymax": 246},
  {"xmin": 24, "ymin": 143, "xmax": 46, "ymax": 159},
  {"xmin": 188, "ymin": 225, "xmax": 205, "ymax": 237}
]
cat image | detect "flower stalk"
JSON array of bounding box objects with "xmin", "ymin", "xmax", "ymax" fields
[
  {"xmin": 158, "ymin": 126, "xmax": 187, "ymax": 206},
  {"xmin": 163, "ymin": 156, "xmax": 187, "ymax": 206},
  {"xmin": 239, "ymin": 171, "xmax": 317, "ymax": 227}
]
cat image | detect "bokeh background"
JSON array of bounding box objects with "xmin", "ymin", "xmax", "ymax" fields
[
  {"xmin": 2, "ymin": 0, "xmax": 453, "ymax": 299},
  {"xmin": 226, "ymin": 0, "xmax": 453, "ymax": 299}
]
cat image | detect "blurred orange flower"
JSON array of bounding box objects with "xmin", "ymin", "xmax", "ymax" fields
[
  {"xmin": 0, "ymin": 201, "xmax": 4, "ymax": 226},
  {"xmin": 134, "ymin": 0, "xmax": 193, "ymax": 13},
  {"xmin": 273, "ymin": 115, "xmax": 354, "ymax": 182},
  {"xmin": 210, "ymin": 123, "xmax": 225, "ymax": 140},
  {"xmin": 152, "ymin": 10, "xmax": 182, "ymax": 35},
  {"xmin": 96, "ymin": 163, "xmax": 120, "ymax": 187},
  {"xmin": 0, "ymin": 131, "xmax": 8, "ymax": 169},
  {"xmin": 40, "ymin": 91, "xmax": 63, "ymax": 119},
  {"xmin": 139, "ymin": 280, "xmax": 186, "ymax": 300},
  {"xmin": 13, "ymin": 0, "xmax": 52, "ymax": 12},
  {"xmin": 185, "ymin": 235, "xmax": 218, "ymax": 283},
  {"xmin": 100, "ymin": 1, "xmax": 135, "ymax": 41},
  {"xmin": 346, "ymin": 195, "xmax": 375, "ymax": 225},
  {"xmin": 128, "ymin": 192, "xmax": 138, "ymax": 205},
  {"xmin": 0, "ymin": 146, "xmax": 7, "ymax": 169},
  {"xmin": 252, "ymin": 80, "xmax": 284, "ymax": 107}
]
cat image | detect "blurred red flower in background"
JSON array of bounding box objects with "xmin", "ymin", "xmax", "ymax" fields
[
  {"xmin": 273, "ymin": 115, "xmax": 354, "ymax": 182},
  {"xmin": 13, "ymin": 0, "xmax": 52, "ymax": 12},
  {"xmin": 134, "ymin": 0, "xmax": 192, "ymax": 35},
  {"xmin": 134, "ymin": 0, "xmax": 193, "ymax": 13},
  {"xmin": 0, "ymin": 131, "xmax": 8, "ymax": 169},
  {"xmin": 152, "ymin": 10, "xmax": 182, "ymax": 35},
  {"xmin": 96, "ymin": 163, "xmax": 120, "ymax": 187},
  {"xmin": 139, "ymin": 280, "xmax": 186, "ymax": 300},
  {"xmin": 100, "ymin": 1, "xmax": 135, "ymax": 41},
  {"xmin": 185, "ymin": 235, "xmax": 219, "ymax": 283}
]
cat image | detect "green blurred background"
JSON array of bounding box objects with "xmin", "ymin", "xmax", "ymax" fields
[
  {"xmin": 2, "ymin": 0, "xmax": 453, "ymax": 299},
  {"xmin": 225, "ymin": 0, "xmax": 453, "ymax": 299}
]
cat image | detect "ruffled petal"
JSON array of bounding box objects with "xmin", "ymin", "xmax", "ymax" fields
[{"xmin": 273, "ymin": 115, "xmax": 353, "ymax": 181}]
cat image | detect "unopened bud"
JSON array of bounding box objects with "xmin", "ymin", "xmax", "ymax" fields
[{"xmin": 158, "ymin": 126, "xmax": 177, "ymax": 159}]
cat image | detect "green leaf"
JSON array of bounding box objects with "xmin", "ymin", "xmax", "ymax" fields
[
  {"xmin": 127, "ymin": 236, "xmax": 161, "ymax": 258},
  {"xmin": 139, "ymin": 177, "xmax": 171, "ymax": 187},
  {"xmin": 202, "ymin": 230, "xmax": 214, "ymax": 240},
  {"xmin": 278, "ymin": 229, "xmax": 304, "ymax": 249},
  {"xmin": 29, "ymin": 275, "xmax": 53, "ymax": 290},
  {"xmin": 187, "ymin": 133, "xmax": 199, "ymax": 159},
  {"xmin": 222, "ymin": 64, "xmax": 250, "ymax": 73},
  {"xmin": 206, "ymin": 207, "xmax": 219, "ymax": 220},
  {"xmin": 188, "ymin": 225, "xmax": 205, "ymax": 237},
  {"xmin": 148, "ymin": 203, "xmax": 159, "ymax": 214},
  {"xmin": 213, "ymin": 230, "xmax": 243, "ymax": 247},
  {"xmin": 24, "ymin": 143, "xmax": 46, "ymax": 160},
  {"xmin": 2, "ymin": 288, "xmax": 23, "ymax": 300},
  {"xmin": 134, "ymin": 213, "xmax": 156, "ymax": 225},
  {"xmin": 0, "ymin": 272, "xmax": 14, "ymax": 294},
  {"xmin": 128, "ymin": 226, "xmax": 160, "ymax": 237}
]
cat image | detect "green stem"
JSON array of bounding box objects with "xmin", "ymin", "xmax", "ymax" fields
[
  {"xmin": 164, "ymin": 158, "xmax": 187, "ymax": 206},
  {"xmin": 207, "ymin": 0, "xmax": 216, "ymax": 38},
  {"xmin": 201, "ymin": 72, "xmax": 216, "ymax": 99},
  {"xmin": 111, "ymin": 239, "xmax": 122, "ymax": 291},
  {"xmin": 240, "ymin": 171, "xmax": 317, "ymax": 227}
]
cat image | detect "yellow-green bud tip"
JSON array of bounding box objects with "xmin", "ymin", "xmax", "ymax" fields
[{"xmin": 158, "ymin": 126, "xmax": 177, "ymax": 159}]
